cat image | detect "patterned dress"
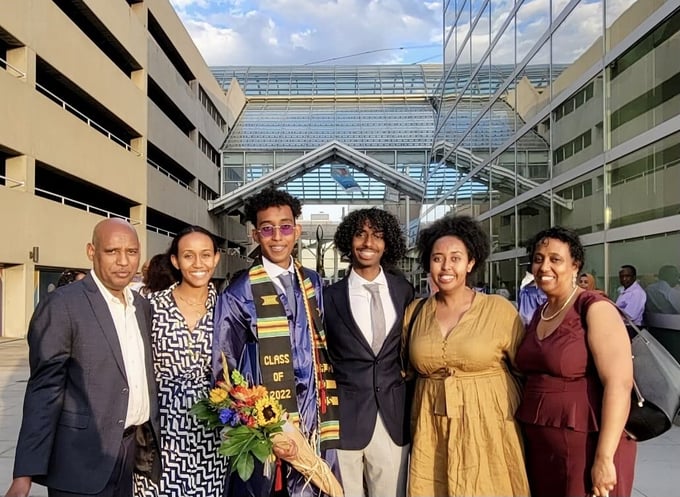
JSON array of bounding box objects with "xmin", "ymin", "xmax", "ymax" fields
[{"xmin": 134, "ymin": 283, "xmax": 227, "ymax": 496}]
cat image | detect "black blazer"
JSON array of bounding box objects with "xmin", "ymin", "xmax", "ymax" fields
[
  {"xmin": 323, "ymin": 271, "xmax": 414, "ymax": 450},
  {"xmin": 12, "ymin": 274, "xmax": 161, "ymax": 493}
]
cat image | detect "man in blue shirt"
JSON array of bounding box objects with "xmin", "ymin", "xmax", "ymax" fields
[{"xmin": 615, "ymin": 264, "xmax": 647, "ymax": 325}]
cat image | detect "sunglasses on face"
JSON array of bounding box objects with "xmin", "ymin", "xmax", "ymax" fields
[{"xmin": 256, "ymin": 224, "xmax": 295, "ymax": 237}]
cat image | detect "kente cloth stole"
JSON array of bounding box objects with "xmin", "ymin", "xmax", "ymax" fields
[{"xmin": 249, "ymin": 260, "xmax": 340, "ymax": 450}]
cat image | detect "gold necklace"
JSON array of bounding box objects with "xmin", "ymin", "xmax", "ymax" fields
[
  {"xmin": 540, "ymin": 286, "xmax": 579, "ymax": 321},
  {"xmin": 174, "ymin": 291, "xmax": 207, "ymax": 309}
]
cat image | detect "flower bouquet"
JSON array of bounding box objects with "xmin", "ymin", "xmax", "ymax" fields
[
  {"xmin": 190, "ymin": 366, "xmax": 284, "ymax": 481},
  {"xmin": 191, "ymin": 355, "xmax": 343, "ymax": 497}
]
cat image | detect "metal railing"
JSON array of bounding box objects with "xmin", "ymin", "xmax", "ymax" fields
[
  {"xmin": 147, "ymin": 158, "xmax": 194, "ymax": 192},
  {"xmin": 146, "ymin": 224, "xmax": 176, "ymax": 237},
  {"xmin": 33, "ymin": 187, "xmax": 181, "ymax": 238},
  {"xmin": 35, "ymin": 82, "xmax": 142, "ymax": 157},
  {"xmin": 3, "ymin": 56, "xmax": 211, "ymax": 208},
  {"xmin": 0, "ymin": 55, "xmax": 27, "ymax": 79},
  {"xmin": 0, "ymin": 174, "xmax": 26, "ymax": 188},
  {"xmin": 34, "ymin": 187, "xmax": 134, "ymax": 222}
]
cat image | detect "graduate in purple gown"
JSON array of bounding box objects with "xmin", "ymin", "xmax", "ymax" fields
[{"xmin": 213, "ymin": 188, "xmax": 340, "ymax": 497}]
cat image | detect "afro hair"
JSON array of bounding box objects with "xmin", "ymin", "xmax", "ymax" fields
[
  {"xmin": 244, "ymin": 187, "xmax": 302, "ymax": 226},
  {"xmin": 334, "ymin": 208, "xmax": 406, "ymax": 267},
  {"xmin": 416, "ymin": 215, "xmax": 489, "ymax": 274}
]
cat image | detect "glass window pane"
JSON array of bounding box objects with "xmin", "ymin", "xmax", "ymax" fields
[
  {"xmin": 606, "ymin": 131, "xmax": 680, "ymax": 229},
  {"xmin": 517, "ymin": 198, "xmax": 550, "ymax": 249},
  {"xmin": 555, "ymin": 170, "xmax": 604, "ymax": 235},
  {"xmin": 608, "ymin": 9, "xmax": 680, "ymax": 148}
]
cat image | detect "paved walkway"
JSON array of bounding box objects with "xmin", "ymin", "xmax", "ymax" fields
[{"xmin": 1, "ymin": 337, "xmax": 679, "ymax": 496}]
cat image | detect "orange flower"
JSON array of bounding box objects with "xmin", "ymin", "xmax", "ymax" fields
[
  {"xmin": 231, "ymin": 385, "xmax": 268, "ymax": 405},
  {"xmin": 251, "ymin": 385, "xmax": 268, "ymax": 400}
]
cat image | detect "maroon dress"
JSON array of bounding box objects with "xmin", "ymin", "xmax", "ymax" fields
[{"xmin": 515, "ymin": 291, "xmax": 636, "ymax": 497}]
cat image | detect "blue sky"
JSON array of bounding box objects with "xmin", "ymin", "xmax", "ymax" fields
[
  {"xmin": 170, "ymin": 0, "xmax": 636, "ymax": 68},
  {"xmin": 169, "ymin": 0, "xmax": 443, "ymax": 66}
]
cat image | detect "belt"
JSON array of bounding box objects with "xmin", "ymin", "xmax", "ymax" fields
[{"xmin": 123, "ymin": 425, "xmax": 138, "ymax": 438}]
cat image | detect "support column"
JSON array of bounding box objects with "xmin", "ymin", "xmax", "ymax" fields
[
  {"xmin": 3, "ymin": 263, "xmax": 35, "ymax": 338},
  {"xmin": 6, "ymin": 155, "xmax": 35, "ymax": 192},
  {"xmin": 6, "ymin": 46, "xmax": 35, "ymax": 85},
  {"xmin": 130, "ymin": 205, "xmax": 148, "ymax": 262}
]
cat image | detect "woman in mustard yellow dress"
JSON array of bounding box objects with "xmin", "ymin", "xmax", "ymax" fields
[{"xmin": 405, "ymin": 215, "xmax": 529, "ymax": 497}]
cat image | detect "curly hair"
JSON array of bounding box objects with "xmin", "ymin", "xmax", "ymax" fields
[
  {"xmin": 416, "ymin": 215, "xmax": 489, "ymax": 274},
  {"xmin": 334, "ymin": 208, "xmax": 406, "ymax": 267},
  {"xmin": 144, "ymin": 253, "xmax": 176, "ymax": 293},
  {"xmin": 244, "ymin": 187, "xmax": 302, "ymax": 226},
  {"xmin": 525, "ymin": 226, "xmax": 584, "ymax": 271}
]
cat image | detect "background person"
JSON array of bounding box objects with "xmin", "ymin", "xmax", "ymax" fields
[
  {"xmin": 134, "ymin": 226, "xmax": 226, "ymax": 497},
  {"xmin": 579, "ymin": 272, "xmax": 607, "ymax": 297},
  {"xmin": 55, "ymin": 269, "xmax": 87, "ymax": 288},
  {"xmin": 5, "ymin": 218, "xmax": 161, "ymax": 497},
  {"xmin": 138, "ymin": 253, "xmax": 176, "ymax": 297},
  {"xmin": 518, "ymin": 271, "xmax": 547, "ymax": 326},
  {"xmin": 405, "ymin": 215, "xmax": 528, "ymax": 497},
  {"xmin": 615, "ymin": 265, "xmax": 646, "ymax": 325},
  {"xmin": 324, "ymin": 208, "xmax": 414, "ymax": 497},
  {"xmin": 645, "ymin": 265, "xmax": 680, "ymax": 314},
  {"xmin": 516, "ymin": 226, "xmax": 636, "ymax": 497}
]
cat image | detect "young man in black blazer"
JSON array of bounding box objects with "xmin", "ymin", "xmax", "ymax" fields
[{"xmin": 324, "ymin": 208, "xmax": 414, "ymax": 497}]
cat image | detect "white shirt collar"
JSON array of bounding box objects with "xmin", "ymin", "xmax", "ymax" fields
[
  {"xmin": 348, "ymin": 266, "xmax": 388, "ymax": 290},
  {"xmin": 90, "ymin": 269, "xmax": 135, "ymax": 305},
  {"xmin": 262, "ymin": 256, "xmax": 295, "ymax": 279}
]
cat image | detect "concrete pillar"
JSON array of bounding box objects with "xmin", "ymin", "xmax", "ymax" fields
[
  {"xmin": 3, "ymin": 264, "xmax": 35, "ymax": 338},
  {"xmin": 129, "ymin": 204, "xmax": 148, "ymax": 263},
  {"xmin": 5, "ymin": 155, "xmax": 35, "ymax": 193},
  {"xmin": 6, "ymin": 46, "xmax": 35, "ymax": 85}
]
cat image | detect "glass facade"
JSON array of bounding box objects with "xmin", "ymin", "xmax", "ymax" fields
[
  {"xmin": 213, "ymin": 67, "xmax": 439, "ymax": 205},
  {"xmin": 435, "ymin": 0, "xmax": 680, "ymax": 309},
  {"xmin": 213, "ymin": 64, "xmax": 565, "ymax": 205}
]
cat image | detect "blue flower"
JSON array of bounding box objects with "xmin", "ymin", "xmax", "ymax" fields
[{"xmin": 219, "ymin": 408, "xmax": 239, "ymax": 426}]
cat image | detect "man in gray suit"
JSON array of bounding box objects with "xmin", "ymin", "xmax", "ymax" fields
[{"xmin": 5, "ymin": 218, "xmax": 161, "ymax": 497}]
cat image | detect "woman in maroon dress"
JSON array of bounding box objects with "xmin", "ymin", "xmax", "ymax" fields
[{"xmin": 516, "ymin": 227, "xmax": 636, "ymax": 497}]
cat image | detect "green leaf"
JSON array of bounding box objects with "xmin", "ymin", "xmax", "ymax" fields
[
  {"xmin": 251, "ymin": 439, "xmax": 272, "ymax": 463},
  {"xmin": 189, "ymin": 400, "xmax": 212, "ymax": 418},
  {"xmin": 219, "ymin": 438, "xmax": 251, "ymax": 458},
  {"xmin": 225, "ymin": 425, "xmax": 253, "ymax": 439},
  {"xmin": 190, "ymin": 401, "xmax": 221, "ymax": 429},
  {"xmin": 235, "ymin": 453, "xmax": 255, "ymax": 481}
]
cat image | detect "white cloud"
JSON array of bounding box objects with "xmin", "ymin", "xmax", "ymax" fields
[{"xmin": 171, "ymin": 0, "xmax": 443, "ymax": 65}]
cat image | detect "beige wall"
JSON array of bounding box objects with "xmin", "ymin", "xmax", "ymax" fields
[{"xmin": 0, "ymin": 0, "xmax": 241, "ymax": 337}]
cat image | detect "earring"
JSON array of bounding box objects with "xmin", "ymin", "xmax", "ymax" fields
[{"xmin": 572, "ymin": 273, "xmax": 577, "ymax": 288}]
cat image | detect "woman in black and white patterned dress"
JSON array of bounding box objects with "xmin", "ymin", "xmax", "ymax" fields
[{"xmin": 135, "ymin": 226, "xmax": 227, "ymax": 496}]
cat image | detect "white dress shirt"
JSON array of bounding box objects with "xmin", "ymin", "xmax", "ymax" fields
[
  {"xmin": 262, "ymin": 256, "xmax": 296, "ymax": 294},
  {"xmin": 91, "ymin": 270, "xmax": 150, "ymax": 428},
  {"xmin": 347, "ymin": 268, "xmax": 397, "ymax": 345}
]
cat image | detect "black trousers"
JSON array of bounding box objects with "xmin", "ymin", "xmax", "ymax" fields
[{"xmin": 48, "ymin": 430, "xmax": 137, "ymax": 497}]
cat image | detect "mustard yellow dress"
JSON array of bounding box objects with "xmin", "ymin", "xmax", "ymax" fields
[{"xmin": 405, "ymin": 293, "xmax": 530, "ymax": 497}]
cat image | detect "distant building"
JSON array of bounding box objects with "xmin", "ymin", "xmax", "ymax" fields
[
  {"xmin": 434, "ymin": 0, "xmax": 680, "ymax": 301},
  {"xmin": 0, "ymin": 0, "xmax": 248, "ymax": 337}
]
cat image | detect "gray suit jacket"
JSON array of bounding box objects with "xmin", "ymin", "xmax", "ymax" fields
[{"xmin": 12, "ymin": 273, "xmax": 161, "ymax": 493}]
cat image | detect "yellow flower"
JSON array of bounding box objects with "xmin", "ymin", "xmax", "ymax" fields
[
  {"xmin": 209, "ymin": 387, "xmax": 229, "ymax": 404},
  {"xmin": 255, "ymin": 397, "xmax": 282, "ymax": 426}
]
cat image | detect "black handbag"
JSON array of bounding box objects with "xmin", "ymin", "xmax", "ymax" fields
[{"xmin": 622, "ymin": 316, "xmax": 680, "ymax": 441}]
